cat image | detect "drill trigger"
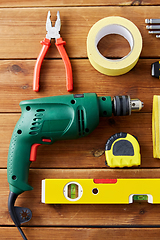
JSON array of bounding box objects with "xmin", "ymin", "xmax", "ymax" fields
[{"xmin": 30, "ymin": 143, "xmax": 42, "ymax": 162}]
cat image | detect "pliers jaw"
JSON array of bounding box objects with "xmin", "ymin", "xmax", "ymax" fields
[{"xmin": 46, "ymin": 11, "xmax": 61, "ymax": 40}]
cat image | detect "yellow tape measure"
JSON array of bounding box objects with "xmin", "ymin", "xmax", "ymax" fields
[
  {"xmin": 87, "ymin": 16, "xmax": 142, "ymax": 76},
  {"xmin": 105, "ymin": 133, "xmax": 141, "ymax": 168}
]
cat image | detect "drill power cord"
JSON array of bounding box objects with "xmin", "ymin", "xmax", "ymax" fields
[
  {"xmin": 8, "ymin": 191, "xmax": 31, "ymax": 240},
  {"xmin": 17, "ymin": 227, "xmax": 28, "ymax": 240}
]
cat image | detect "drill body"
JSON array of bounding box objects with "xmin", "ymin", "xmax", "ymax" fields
[
  {"xmin": 7, "ymin": 93, "xmax": 143, "ymax": 236},
  {"xmin": 7, "ymin": 93, "xmax": 113, "ymax": 195}
]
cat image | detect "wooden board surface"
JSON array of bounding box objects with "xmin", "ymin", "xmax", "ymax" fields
[
  {"xmin": 1, "ymin": 228, "xmax": 160, "ymax": 240},
  {"xmin": 3, "ymin": 169, "xmax": 160, "ymax": 226},
  {"xmin": 0, "ymin": 7, "xmax": 160, "ymax": 59},
  {"xmin": 1, "ymin": 1, "xmax": 160, "ymax": 240},
  {"xmin": 0, "ymin": 0, "xmax": 160, "ymax": 7}
]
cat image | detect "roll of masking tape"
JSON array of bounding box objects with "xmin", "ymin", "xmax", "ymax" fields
[{"xmin": 87, "ymin": 16, "xmax": 142, "ymax": 76}]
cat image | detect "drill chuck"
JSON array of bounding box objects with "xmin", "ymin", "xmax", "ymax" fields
[{"xmin": 112, "ymin": 95, "xmax": 143, "ymax": 116}]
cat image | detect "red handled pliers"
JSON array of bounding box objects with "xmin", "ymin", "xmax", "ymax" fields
[{"xmin": 33, "ymin": 11, "xmax": 73, "ymax": 92}]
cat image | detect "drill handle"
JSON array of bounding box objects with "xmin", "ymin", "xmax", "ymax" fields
[{"xmin": 7, "ymin": 131, "xmax": 34, "ymax": 195}]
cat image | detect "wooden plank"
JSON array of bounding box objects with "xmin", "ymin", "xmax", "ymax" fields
[
  {"xmin": 1, "ymin": 1, "xmax": 160, "ymax": 240},
  {"xmin": 0, "ymin": 227, "xmax": 160, "ymax": 240},
  {"xmin": 0, "ymin": 7, "xmax": 160, "ymax": 59},
  {"xmin": 1, "ymin": 112, "xmax": 157, "ymax": 168},
  {"xmin": 0, "ymin": 0, "xmax": 159, "ymax": 8},
  {"xmin": 3, "ymin": 169, "xmax": 160, "ymax": 226},
  {"xmin": 0, "ymin": 59, "xmax": 157, "ymax": 113}
]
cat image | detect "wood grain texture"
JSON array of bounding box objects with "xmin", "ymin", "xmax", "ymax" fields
[
  {"xmin": 1, "ymin": 2, "xmax": 160, "ymax": 240},
  {"xmin": 0, "ymin": 59, "xmax": 157, "ymax": 113},
  {"xmin": 0, "ymin": 7, "xmax": 160, "ymax": 59},
  {"xmin": 0, "ymin": 0, "xmax": 159, "ymax": 7},
  {"xmin": 1, "ymin": 227, "xmax": 160, "ymax": 240},
  {"xmin": 3, "ymin": 169, "xmax": 160, "ymax": 226}
]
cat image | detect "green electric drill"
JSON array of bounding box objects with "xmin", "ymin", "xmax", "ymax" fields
[{"xmin": 7, "ymin": 93, "xmax": 143, "ymax": 239}]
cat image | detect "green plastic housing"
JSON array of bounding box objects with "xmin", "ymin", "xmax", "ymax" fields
[{"xmin": 7, "ymin": 93, "xmax": 112, "ymax": 195}]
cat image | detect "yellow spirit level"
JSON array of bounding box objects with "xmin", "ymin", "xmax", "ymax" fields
[{"xmin": 42, "ymin": 178, "xmax": 160, "ymax": 204}]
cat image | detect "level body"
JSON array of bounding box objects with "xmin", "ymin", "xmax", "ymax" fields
[{"xmin": 42, "ymin": 178, "xmax": 160, "ymax": 204}]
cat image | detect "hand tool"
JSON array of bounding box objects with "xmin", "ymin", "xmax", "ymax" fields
[
  {"xmin": 105, "ymin": 132, "xmax": 141, "ymax": 168},
  {"xmin": 146, "ymin": 25, "xmax": 160, "ymax": 29},
  {"xmin": 7, "ymin": 93, "xmax": 143, "ymax": 239},
  {"xmin": 148, "ymin": 31, "xmax": 160, "ymax": 34},
  {"xmin": 145, "ymin": 19, "xmax": 160, "ymax": 38},
  {"xmin": 42, "ymin": 178, "xmax": 160, "ymax": 204},
  {"xmin": 148, "ymin": 31, "xmax": 160, "ymax": 38},
  {"xmin": 33, "ymin": 11, "xmax": 73, "ymax": 92},
  {"xmin": 145, "ymin": 19, "xmax": 160, "ymax": 24}
]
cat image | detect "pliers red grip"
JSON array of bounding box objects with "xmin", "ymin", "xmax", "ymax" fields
[{"xmin": 33, "ymin": 11, "xmax": 73, "ymax": 92}]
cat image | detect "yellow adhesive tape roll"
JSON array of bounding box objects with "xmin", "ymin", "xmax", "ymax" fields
[{"xmin": 87, "ymin": 16, "xmax": 142, "ymax": 76}]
